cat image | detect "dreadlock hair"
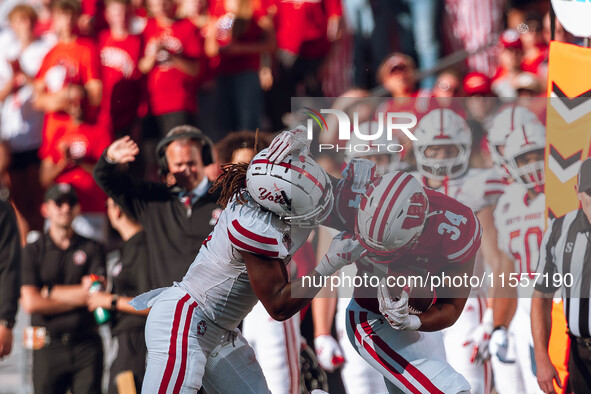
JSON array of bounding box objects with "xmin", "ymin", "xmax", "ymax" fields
[
  {"xmin": 210, "ymin": 129, "xmax": 266, "ymax": 208},
  {"xmin": 210, "ymin": 162, "xmax": 249, "ymax": 208}
]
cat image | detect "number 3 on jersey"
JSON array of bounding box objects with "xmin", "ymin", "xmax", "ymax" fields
[{"xmin": 437, "ymin": 211, "xmax": 467, "ymax": 241}]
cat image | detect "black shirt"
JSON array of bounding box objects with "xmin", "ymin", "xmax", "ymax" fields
[
  {"xmin": 0, "ymin": 201, "xmax": 20, "ymax": 325},
  {"xmin": 110, "ymin": 231, "xmax": 151, "ymax": 335},
  {"xmin": 21, "ymin": 233, "xmax": 106, "ymax": 336},
  {"xmin": 93, "ymin": 152, "xmax": 221, "ymax": 288}
]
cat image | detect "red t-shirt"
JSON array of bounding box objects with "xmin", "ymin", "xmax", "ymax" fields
[
  {"xmin": 354, "ymin": 188, "xmax": 482, "ymax": 313},
  {"xmin": 98, "ymin": 31, "xmax": 144, "ymax": 131},
  {"xmin": 210, "ymin": 3, "xmax": 266, "ymax": 75},
  {"xmin": 521, "ymin": 44, "xmax": 548, "ymax": 75},
  {"xmin": 36, "ymin": 38, "xmax": 102, "ymax": 150},
  {"xmin": 275, "ymin": 0, "xmax": 342, "ymax": 59},
  {"xmin": 40, "ymin": 123, "xmax": 111, "ymax": 213},
  {"xmin": 142, "ymin": 18, "xmax": 202, "ymax": 116}
]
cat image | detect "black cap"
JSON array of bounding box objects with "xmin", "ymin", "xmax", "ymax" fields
[
  {"xmin": 44, "ymin": 183, "xmax": 79, "ymax": 205},
  {"xmin": 578, "ymin": 158, "xmax": 591, "ymax": 192}
]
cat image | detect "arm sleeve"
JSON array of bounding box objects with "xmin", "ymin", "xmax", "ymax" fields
[
  {"xmin": 93, "ymin": 150, "xmax": 170, "ymax": 221},
  {"xmin": 228, "ymin": 218, "xmax": 284, "ymax": 258},
  {"xmin": 534, "ymin": 218, "xmax": 561, "ymax": 293},
  {"xmin": 0, "ymin": 202, "xmax": 20, "ymax": 322}
]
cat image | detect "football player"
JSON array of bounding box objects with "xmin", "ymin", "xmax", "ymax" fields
[
  {"xmin": 131, "ymin": 128, "xmax": 365, "ymax": 393},
  {"xmin": 487, "ymin": 105, "xmax": 542, "ymax": 179},
  {"xmin": 491, "ymin": 121, "xmax": 546, "ymax": 393},
  {"xmin": 412, "ymin": 108, "xmax": 505, "ymax": 393},
  {"xmin": 346, "ymin": 170, "xmax": 482, "ymax": 393}
]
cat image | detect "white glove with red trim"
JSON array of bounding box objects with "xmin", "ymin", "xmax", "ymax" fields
[
  {"xmin": 267, "ymin": 126, "xmax": 310, "ymax": 163},
  {"xmin": 315, "ymin": 232, "xmax": 364, "ymax": 276},
  {"xmin": 377, "ymin": 278, "xmax": 421, "ymax": 331},
  {"xmin": 463, "ymin": 307, "xmax": 493, "ymax": 364},
  {"xmin": 314, "ymin": 335, "xmax": 345, "ymax": 372},
  {"xmin": 336, "ymin": 159, "xmax": 376, "ymax": 225}
]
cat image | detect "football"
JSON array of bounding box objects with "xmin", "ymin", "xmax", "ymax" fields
[{"xmin": 385, "ymin": 271, "xmax": 437, "ymax": 315}]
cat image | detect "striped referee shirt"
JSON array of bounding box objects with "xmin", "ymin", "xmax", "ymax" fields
[{"xmin": 535, "ymin": 208, "xmax": 591, "ymax": 338}]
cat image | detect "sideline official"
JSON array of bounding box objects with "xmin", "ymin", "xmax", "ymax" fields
[
  {"xmin": 532, "ymin": 157, "xmax": 591, "ymax": 394},
  {"xmin": 93, "ymin": 125, "xmax": 221, "ymax": 288}
]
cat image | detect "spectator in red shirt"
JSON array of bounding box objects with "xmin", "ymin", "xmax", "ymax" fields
[
  {"xmin": 206, "ymin": 0, "xmax": 275, "ymax": 134},
  {"xmin": 39, "ymin": 121, "xmax": 111, "ymax": 244},
  {"xmin": 33, "ymin": 0, "xmax": 103, "ymax": 150},
  {"xmin": 268, "ymin": 0, "xmax": 342, "ymax": 131},
  {"xmin": 98, "ymin": 0, "xmax": 144, "ymax": 138},
  {"xmin": 491, "ymin": 29, "xmax": 524, "ymax": 98},
  {"xmin": 378, "ymin": 53, "xmax": 418, "ymax": 99},
  {"xmin": 519, "ymin": 12, "xmax": 548, "ymax": 82},
  {"xmin": 138, "ymin": 0, "xmax": 200, "ymax": 138}
]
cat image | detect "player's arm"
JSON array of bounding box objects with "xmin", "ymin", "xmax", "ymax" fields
[
  {"xmin": 242, "ymin": 251, "xmax": 326, "ymax": 321},
  {"xmin": 416, "ymin": 255, "xmax": 475, "ymax": 332},
  {"xmin": 492, "ymin": 251, "xmax": 518, "ymax": 328},
  {"xmin": 243, "ymin": 232, "xmax": 362, "ymax": 321}
]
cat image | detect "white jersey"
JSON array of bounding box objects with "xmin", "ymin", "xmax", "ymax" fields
[
  {"xmin": 414, "ymin": 168, "xmax": 505, "ymax": 214},
  {"xmin": 494, "ymin": 183, "xmax": 546, "ymax": 299},
  {"xmin": 179, "ymin": 196, "xmax": 311, "ymax": 331}
]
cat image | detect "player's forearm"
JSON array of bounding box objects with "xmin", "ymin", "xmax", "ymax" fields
[
  {"xmin": 492, "ymin": 297, "xmax": 517, "ymax": 328},
  {"xmin": 265, "ymin": 273, "xmax": 326, "ymax": 321},
  {"xmin": 531, "ymin": 294, "xmax": 553, "ymax": 359},
  {"xmin": 312, "ymin": 296, "xmax": 337, "ymax": 336},
  {"xmin": 416, "ymin": 298, "xmax": 466, "ymax": 332}
]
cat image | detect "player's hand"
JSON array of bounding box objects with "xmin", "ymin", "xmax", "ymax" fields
[
  {"xmin": 314, "ymin": 335, "xmax": 345, "ymax": 372},
  {"xmin": 536, "ymin": 354, "xmax": 562, "ymax": 394},
  {"xmin": 463, "ymin": 307, "xmax": 493, "ymax": 364},
  {"xmin": 315, "ymin": 232, "xmax": 364, "ymax": 276},
  {"xmin": 377, "ymin": 278, "xmax": 421, "ymax": 331},
  {"xmin": 88, "ymin": 291, "xmax": 112, "ymax": 311},
  {"xmin": 106, "ymin": 136, "xmax": 140, "ymax": 164},
  {"xmin": 489, "ymin": 326, "xmax": 515, "ymax": 364},
  {"xmin": 267, "ymin": 126, "xmax": 310, "ymax": 163},
  {"xmin": 0, "ymin": 326, "xmax": 13, "ymax": 358},
  {"xmin": 336, "ymin": 159, "xmax": 376, "ymax": 224}
]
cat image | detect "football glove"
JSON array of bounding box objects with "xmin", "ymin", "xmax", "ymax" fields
[
  {"xmin": 377, "ymin": 278, "xmax": 421, "ymax": 331},
  {"xmin": 335, "ymin": 159, "xmax": 376, "ymax": 224},
  {"xmin": 267, "ymin": 126, "xmax": 310, "ymax": 163},
  {"xmin": 314, "ymin": 335, "xmax": 345, "ymax": 372},
  {"xmin": 489, "ymin": 326, "xmax": 516, "ymax": 364},
  {"xmin": 463, "ymin": 307, "xmax": 493, "ymax": 364},
  {"xmin": 315, "ymin": 232, "xmax": 364, "ymax": 277}
]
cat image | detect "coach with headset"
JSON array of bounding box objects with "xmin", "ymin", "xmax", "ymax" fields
[{"xmin": 93, "ymin": 125, "xmax": 221, "ymax": 288}]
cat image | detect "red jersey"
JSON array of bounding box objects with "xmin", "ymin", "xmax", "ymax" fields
[
  {"xmin": 142, "ymin": 18, "xmax": 202, "ymax": 116},
  {"xmin": 98, "ymin": 31, "xmax": 143, "ymax": 131},
  {"xmin": 210, "ymin": 2, "xmax": 267, "ymax": 75},
  {"xmin": 354, "ymin": 189, "xmax": 482, "ymax": 313},
  {"xmin": 40, "ymin": 123, "xmax": 111, "ymax": 214},
  {"xmin": 36, "ymin": 38, "xmax": 102, "ymax": 150},
  {"xmin": 275, "ymin": 0, "xmax": 342, "ymax": 58}
]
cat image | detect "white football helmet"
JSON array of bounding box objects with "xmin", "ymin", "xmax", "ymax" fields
[
  {"xmin": 488, "ymin": 106, "xmax": 541, "ymax": 176},
  {"xmin": 413, "ymin": 109, "xmax": 472, "ymax": 181},
  {"xmin": 345, "ymin": 121, "xmax": 402, "ymax": 177},
  {"xmin": 355, "ymin": 171, "xmax": 429, "ymax": 261},
  {"xmin": 246, "ymin": 149, "xmax": 334, "ymax": 228},
  {"xmin": 503, "ymin": 122, "xmax": 546, "ymax": 189}
]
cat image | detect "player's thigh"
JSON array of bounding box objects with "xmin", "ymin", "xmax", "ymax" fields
[
  {"xmin": 142, "ymin": 288, "xmax": 212, "ymax": 393},
  {"xmin": 346, "ymin": 301, "xmax": 471, "ymax": 394},
  {"xmin": 512, "ymin": 307, "xmax": 543, "ymax": 394},
  {"xmin": 442, "ymin": 297, "xmax": 490, "ymax": 394},
  {"xmin": 242, "ymin": 302, "xmax": 300, "ymax": 394},
  {"xmin": 490, "ymin": 319, "xmax": 525, "ymax": 394},
  {"xmin": 337, "ymin": 298, "xmax": 388, "ymax": 394},
  {"xmin": 202, "ymin": 331, "xmax": 271, "ymax": 394}
]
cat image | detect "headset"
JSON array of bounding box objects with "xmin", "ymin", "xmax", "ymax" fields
[{"xmin": 155, "ymin": 125, "xmax": 214, "ymax": 176}]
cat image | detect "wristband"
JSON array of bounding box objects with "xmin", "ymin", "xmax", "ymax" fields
[
  {"xmin": 0, "ymin": 319, "xmax": 14, "ymax": 329},
  {"xmin": 104, "ymin": 151, "xmax": 117, "ymax": 164},
  {"xmin": 492, "ymin": 325, "xmax": 507, "ymax": 332},
  {"xmin": 111, "ymin": 294, "xmax": 119, "ymax": 312}
]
